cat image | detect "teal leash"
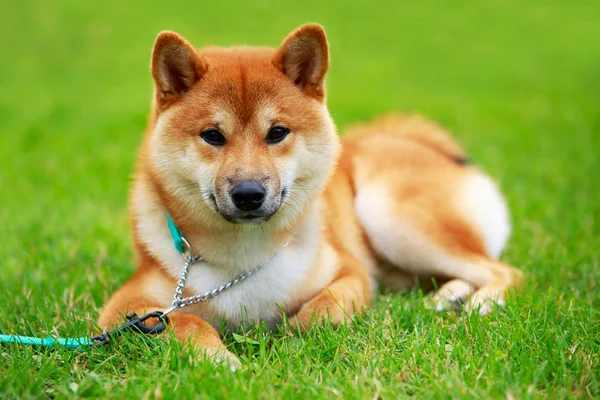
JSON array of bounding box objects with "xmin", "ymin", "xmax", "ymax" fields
[
  {"xmin": 166, "ymin": 212, "xmax": 185, "ymax": 253},
  {"xmin": 0, "ymin": 335, "xmax": 93, "ymax": 349},
  {"xmin": 0, "ymin": 311, "xmax": 168, "ymax": 349},
  {"xmin": 0, "ymin": 213, "xmax": 185, "ymax": 350}
]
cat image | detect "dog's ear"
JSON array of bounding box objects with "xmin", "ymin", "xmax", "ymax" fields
[
  {"xmin": 151, "ymin": 31, "xmax": 207, "ymax": 106},
  {"xmin": 273, "ymin": 24, "xmax": 329, "ymax": 100}
]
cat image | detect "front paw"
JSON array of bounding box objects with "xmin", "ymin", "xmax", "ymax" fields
[
  {"xmin": 205, "ymin": 347, "xmax": 241, "ymax": 371},
  {"xmin": 289, "ymin": 297, "xmax": 350, "ymax": 330}
]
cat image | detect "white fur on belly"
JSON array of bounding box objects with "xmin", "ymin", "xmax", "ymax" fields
[{"xmin": 457, "ymin": 172, "xmax": 510, "ymax": 259}]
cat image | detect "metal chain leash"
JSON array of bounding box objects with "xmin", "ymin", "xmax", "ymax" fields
[{"xmin": 160, "ymin": 236, "xmax": 289, "ymax": 318}]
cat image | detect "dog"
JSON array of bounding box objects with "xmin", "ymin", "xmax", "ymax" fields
[{"xmin": 98, "ymin": 24, "xmax": 523, "ymax": 368}]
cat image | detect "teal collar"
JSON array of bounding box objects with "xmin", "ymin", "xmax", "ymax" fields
[{"xmin": 166, "ymin": 213, "xmax": 185, "ymax": 254}]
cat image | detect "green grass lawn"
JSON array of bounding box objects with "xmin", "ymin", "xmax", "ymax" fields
[{"xmin": 1, "ymin": 0, "xmax": 599, "ymax": 398}]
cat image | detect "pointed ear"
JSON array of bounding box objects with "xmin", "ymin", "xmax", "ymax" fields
[
  {"xmin": 273, "ymin": 24, "xmax": 329, "ymax": 100},
  {"xmin": 151, "ymin": 31, "xmax": 207, "ymax": 105}
]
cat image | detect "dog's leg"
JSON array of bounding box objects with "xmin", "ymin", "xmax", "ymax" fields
[
  {"xmin": 426, "ymin": 261, "xmax": 523, "ymax": 313},
  {"xmin": 290, "ymin": 258, "xmax": 371, "ymax": 329},
  {"xmin": 462, "ymin": 259, "xmax": 523, "ymax": 315},
  {"xmin": 98, "ymin": 271, "xmax": 240, "ymax": 369},
  {"xmin": 427, "ymin": 258, "xmax": 523, "ymax": 314},
  {"xmin": 355, "ymin": 179, "xmax": 523, "ymax": 314}
]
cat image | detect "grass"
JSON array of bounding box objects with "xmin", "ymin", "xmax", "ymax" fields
[{"xmin": 1, "ymin": 0, "xmax": 599, "ymax": 398}]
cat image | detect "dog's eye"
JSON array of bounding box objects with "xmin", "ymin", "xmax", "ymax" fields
[
  {"xmin": 200, "ymin": 129, "xmax": 226, "ymax": 146},
  {"xmin": 266, "ymin": 126, "xmax": 290, "ymax": 144}
]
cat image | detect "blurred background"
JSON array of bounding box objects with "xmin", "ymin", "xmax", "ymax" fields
[{"xmin": 0, "ymin": 1, "xmax": 598, "ymax": 304}]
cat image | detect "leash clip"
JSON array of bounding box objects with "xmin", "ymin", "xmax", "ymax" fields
[{"xmin": 91, "ymin": 311, "xmax": 168, "ymax": 346}]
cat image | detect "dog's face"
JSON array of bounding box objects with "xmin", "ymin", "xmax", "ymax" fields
[{"xmin": 147, "ymin": 25, "xmax": 339, "ymax": 227}]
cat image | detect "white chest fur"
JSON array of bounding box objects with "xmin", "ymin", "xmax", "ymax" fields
[
  {"xmin": 183, "ymin": 235, "xmax": 319, "ymax": 328},
  {"xmin": 132, "ymin": 180, "xmax": 324, "ymax": 328}
]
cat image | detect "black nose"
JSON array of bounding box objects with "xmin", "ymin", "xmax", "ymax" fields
[{"xmin": 230, "ymin": 181, "xmax": 266, "ymax": 211}]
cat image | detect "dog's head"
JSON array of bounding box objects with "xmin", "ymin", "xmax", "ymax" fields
[{"xmin": 146, "ymin": 24, "xmax": 339, "ymax": 227}]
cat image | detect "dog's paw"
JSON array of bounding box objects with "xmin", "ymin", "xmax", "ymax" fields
[
  {"xmin": 288, "ymin": 301, "xmax": 350, "ymax": 331},
  {"xmin": 426, "ymin": 279, "xmax": 473, "ymax": 312},
  {"xmin": 288, "ymin": 309, "xmax": 324, "ymax": 331},
  {"xmin": 465, "ymin": 290, "xmax": 505, "ymax": 316},
  {"xmin": 206, "ymin": 348, "xmax": 241, "ymax": 372}
]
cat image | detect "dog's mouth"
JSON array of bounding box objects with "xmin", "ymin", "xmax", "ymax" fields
[
  {"xmin": 218, "ymin": 211, "xmax": 277, "ymax": 225},
  {"xmin": 208, "ymin": 193, "xmax": 280, "ymax": 225},
  {"xmin": 229, "ymin": 214, "xmax": 274, "ymax": 224}
]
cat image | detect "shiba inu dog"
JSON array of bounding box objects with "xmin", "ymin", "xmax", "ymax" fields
[{"xmin": 98, "ymin": 24, "xmax": 523, "ymax": 367}]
